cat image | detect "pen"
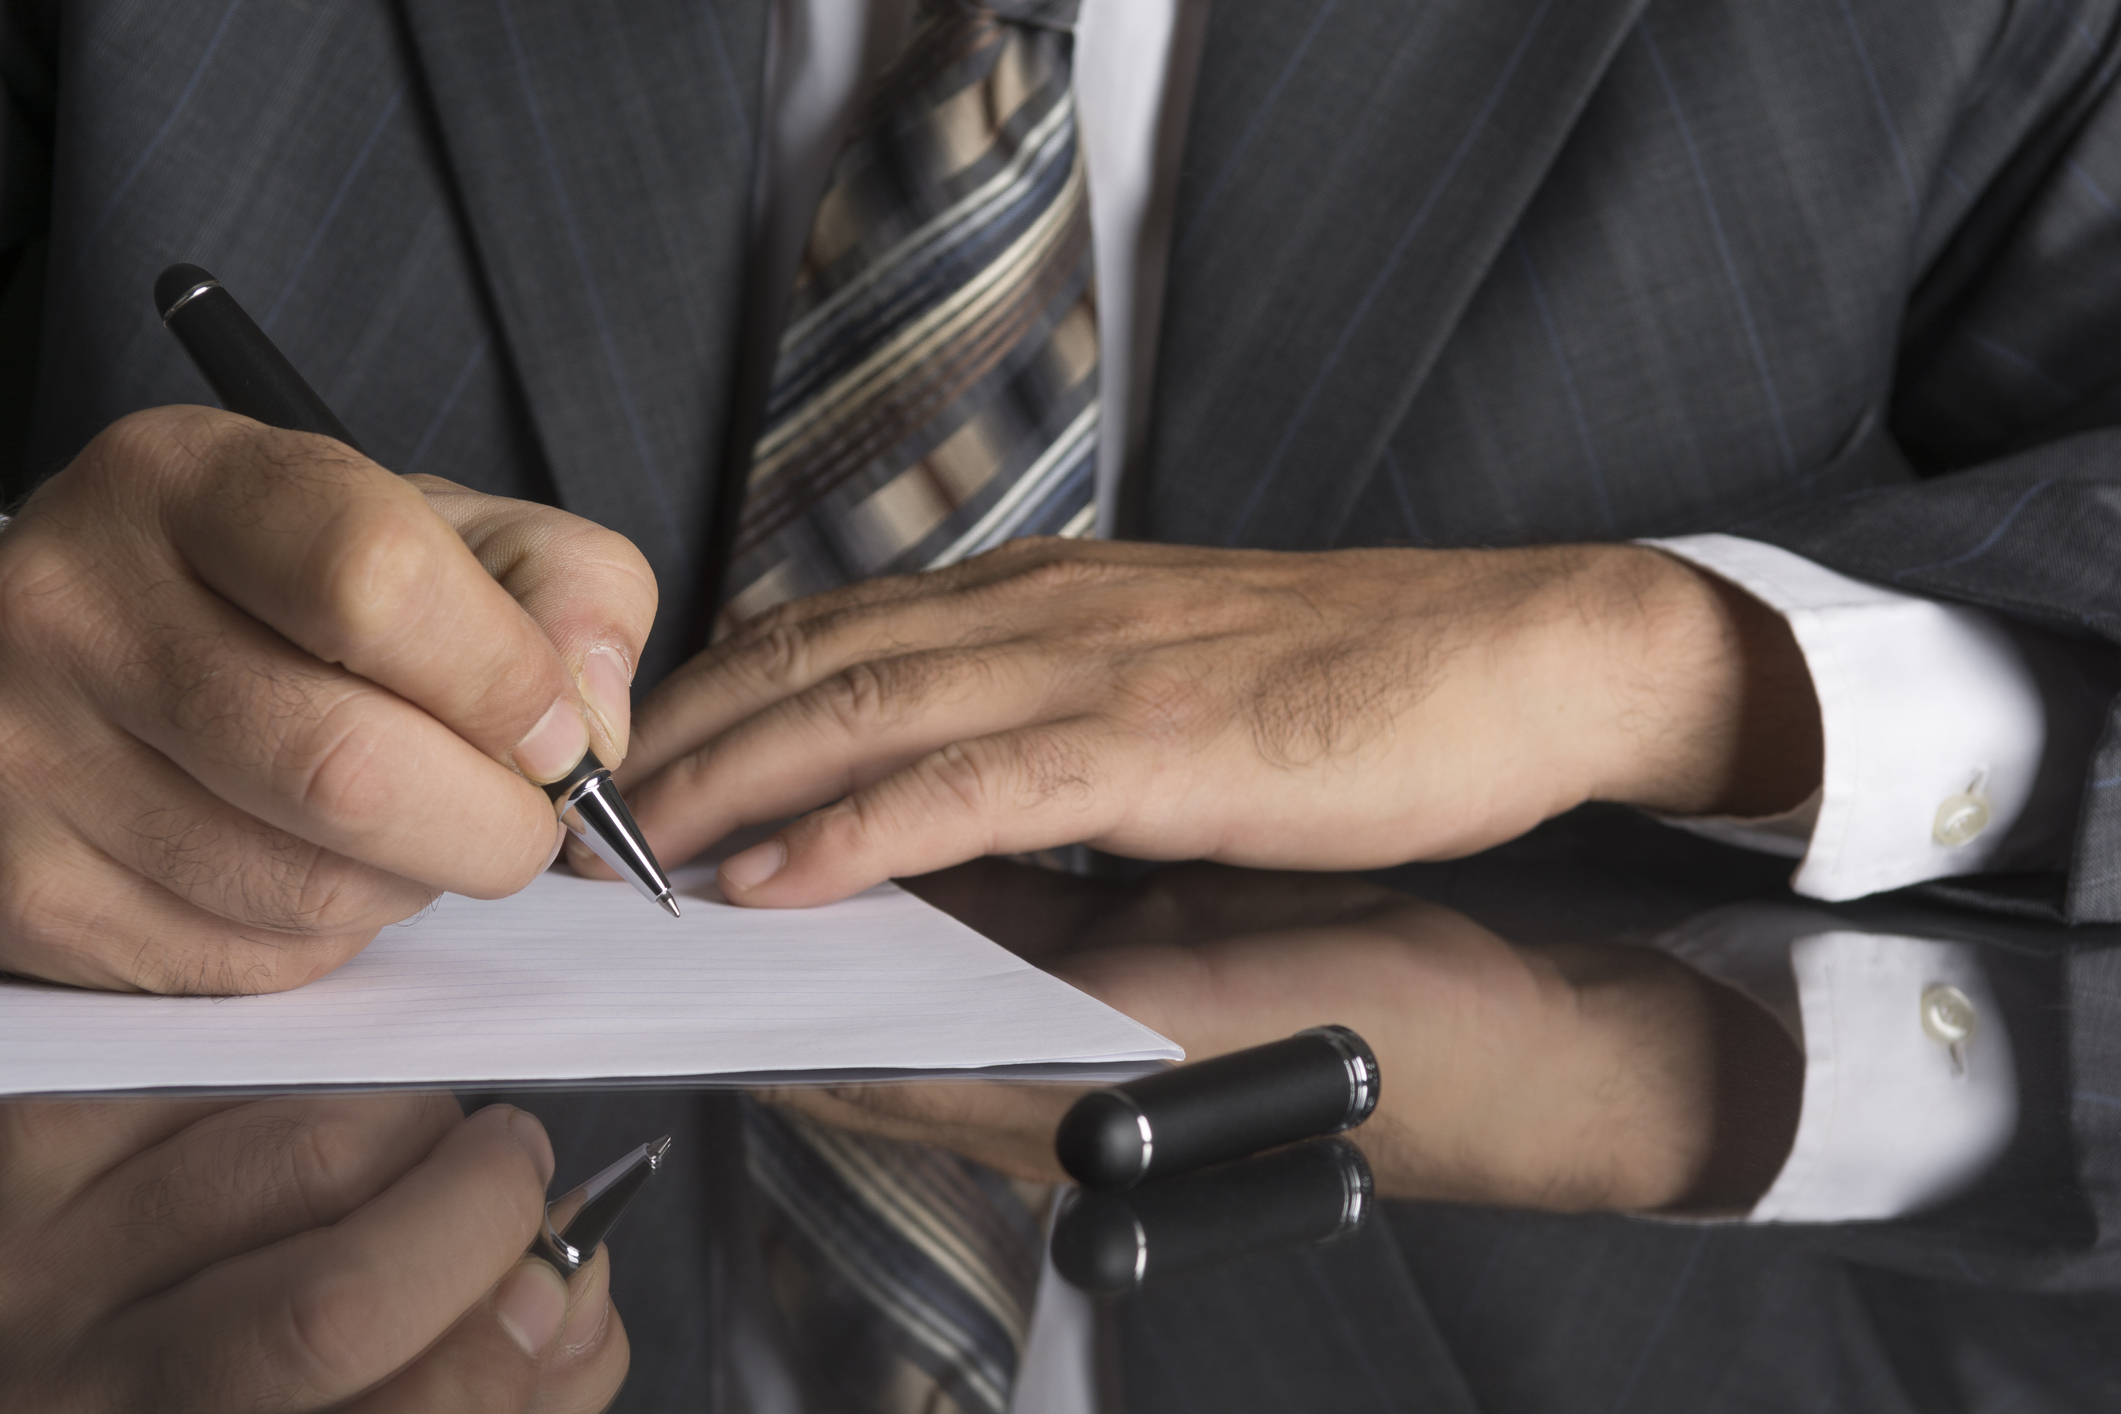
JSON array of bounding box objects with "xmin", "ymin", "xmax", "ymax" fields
[
  {"xmin": 531, "ymin": 1134, "xmax": 673, "ymax": 1276},
  {"xmin": 152, "ymin": 262, "xmax": 680, "ymax": 917},
  {"xmin": 1055, "ymin": 1025, "xmax": 1380, "ymax": 1189}
]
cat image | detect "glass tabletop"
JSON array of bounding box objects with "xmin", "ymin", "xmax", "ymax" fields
[{"xmin": 6, "ymin": 807, "xmax": 2116, "ymax": 1411}]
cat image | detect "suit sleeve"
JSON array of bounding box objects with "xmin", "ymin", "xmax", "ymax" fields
[{"xmin": 1728, "ymin": 20, "xmax": 2121, "ymax": 924}]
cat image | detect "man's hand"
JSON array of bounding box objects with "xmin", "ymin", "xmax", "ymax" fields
[
  {"xmin": 609, "ymin": 538, "xmax": 1818, "ymax": 904},
  {"xmin": 0, "ymin": 406, "xmax": 656, "ymax": 993},
  {"xmin": 765, "ymin": 863, "xmax": 1803, "ymax": 1212},
  {"xmin": 0, "ymin": 1094, "xmax": 629, "ymax": 1412}
]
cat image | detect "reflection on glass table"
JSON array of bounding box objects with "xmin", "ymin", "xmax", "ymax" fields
[{"xmin": 6, "ymin": 816, "xmax": 2121, "ymax": 1412}]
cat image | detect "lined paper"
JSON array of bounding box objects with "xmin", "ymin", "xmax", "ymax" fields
[{"xmin": 0, "ymin": 866, "xmax": 1179, "ymax": 1097}]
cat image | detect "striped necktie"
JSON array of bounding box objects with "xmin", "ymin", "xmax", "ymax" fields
[
  {"xmin": 719, "ymin": 0, "xmax": 1098, "ymax": 633},
  {"xmin": 745, "ymin": 1099, "xmax": 1048, "ymax": 1414}
]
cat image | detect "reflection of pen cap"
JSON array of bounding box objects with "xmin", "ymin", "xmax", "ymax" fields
[
  {"xmin": 1051, "ymin": 1136, "xmax": 1373, "ymax": 1295},
  {"xmin": 1055, "ymin": 1025, "xmax": 1381, "ymax": 1189},
  {"xmin": 531, "ymin": 1135, "xmax": 672, "ymax": 1276}
]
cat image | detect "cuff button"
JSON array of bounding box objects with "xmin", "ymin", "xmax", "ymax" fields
[
  {"xmin": 1922, "ymin": 983, "xmax": 1976, "ymax": 1077},
  {"xmin": 1933, "ymin": 792, "xmax": 1992, "ymax": 846}
]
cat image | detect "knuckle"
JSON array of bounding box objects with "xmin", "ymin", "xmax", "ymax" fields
[
  {"xmin": 91, "ymin": 405, "xmax": 215, "ymax": 483},
  {"xmin": 922, "ymin": 732, "xmax": 1095, "ymax": 815},
  {"xmin": 0, "ymin": 533, "xmax": 98, "ymax": 659},
  {"xmin": 276, "ymin": 1107, "xmax": 372, "ymax": 1225},
  {"xmin": 811, "ymin": 651, "xmax": 970, "ymax": 735},
  {"xmin": 304, "ymin": 500, "xmax": 446, "ymax": 661},
  {"xmin": 277, "ymin": 1272, "xmax": 373, "ymax": 1398},
  {"xmin": 1010, "ymin": 730, "xmax": 1097, "ymax": 802},
  {"xmin": 816, "ymin": 660, "xmax": 893, "ymax": 734},
  {"xmin": 0, "ymin": 856, "xmax": 89, "ymax": 977},
  {"xmin": 732, "ymin": 617, "xmax": 814, "ymax": 690},
  {"xmin": 236, "ymin": 834, "xmax": 399, "ymax": 936},
  {"xmin": 275, "ymin": 695, "xmax": 396, "ymax": 828},
  {"xmin": 926, "ymin": 740, "xmax": 1000, "ymax": 815}
]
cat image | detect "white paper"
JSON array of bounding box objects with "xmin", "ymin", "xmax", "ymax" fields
[{"xmin": 0, "ymin": 867, "xmax": 1180, "ymax": 1097}]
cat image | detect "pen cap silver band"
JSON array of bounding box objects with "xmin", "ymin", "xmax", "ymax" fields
[
  {"xmin": 159, "ymin": 277, "xmax": 221, "ymax": 323},
  {"xmin": 1298, "ymin": 1025, "xmax": 1381, "ymax": 1131},
  {"xmin": 153, "ymin": 262, "xmax": 367, "ymax": 452}
]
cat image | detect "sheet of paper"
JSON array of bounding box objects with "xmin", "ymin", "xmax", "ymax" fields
[{"xmin": 0, "ymin": 867, "xmax": 1180, "ymax": 1097}]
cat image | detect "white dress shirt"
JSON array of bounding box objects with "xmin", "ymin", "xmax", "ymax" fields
[{"xmin": 752, "ymin": 2, "xmax": 2080, "ymax": 1405}]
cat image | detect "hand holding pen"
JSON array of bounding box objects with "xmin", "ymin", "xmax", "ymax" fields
[
  {"xmin": 156, "ymin": 265, "xmax": 677, "ymax": 916},
  {"xmin": 0, "ymin": 1095, "xmax": 630, "ymax": 1413},
  {"xmin": 0, "ymin": 267, "xmax": 668, "ymax": 995}
]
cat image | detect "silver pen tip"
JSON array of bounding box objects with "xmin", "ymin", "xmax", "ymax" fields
[
  {"xmin": 647, "ymin": 1135, "xmax": 673, "ymax": 1168},
  {"xmin": 657, "ymin": 893, "xmax": 682, "ymax": 918}
]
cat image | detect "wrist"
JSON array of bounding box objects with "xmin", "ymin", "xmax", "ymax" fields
[{"xmin": 1549, "ymin": 544, "xmax": 1822, "ymax": 817}]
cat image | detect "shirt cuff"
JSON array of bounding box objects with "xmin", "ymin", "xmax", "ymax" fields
[
  {"xmin": 1661, "ymin": 905, "xmax": 2017, "ymax": 1222},
  {"xmin": 1644, "ymin": 533, "xmax": 2050, "ymax": 902}
]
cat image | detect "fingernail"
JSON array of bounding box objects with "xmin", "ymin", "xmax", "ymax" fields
[
  {"xmin": 494, "ymin": 1259, "xmax": 568, "ymax": 1359},
  {"xmin": 579, "ymin": 646, "xmax": 633, "ymax": 759},
  {"xmin": 513, "ymin": 696, "xmax": 589, "ymax": 784},
  {"xmin": 506, "ymin": 1107, "xmax": 556, "ymax": 1187},
  {"xmin": 719, "ymin": 838, "xmax": 787, "ymax": 891},
  {"xmin": 564, "ymin": 836, "xmax": 599, "ymax": 875}
]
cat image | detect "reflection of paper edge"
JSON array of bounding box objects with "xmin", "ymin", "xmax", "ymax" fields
[{"xmin": 6, "ymin": 1060, "xmax": 1172, "ymax": 1102}]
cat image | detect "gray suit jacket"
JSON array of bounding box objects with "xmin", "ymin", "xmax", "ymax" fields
[
  {"xmin": 17, "ymin": 12, "xmax": 2121, "ymax": 1399},
  {"xmin": 13, "ymin": 0, "xmax": 2121, "ymax": 915}
]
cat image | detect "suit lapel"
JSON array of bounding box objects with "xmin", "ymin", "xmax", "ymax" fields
[
  {"xmin": 397, "ymin": 0, "xmax": 769, "ymax": 678},
  {"xmin": 1142, "ymin": 0, "xmax": 1652, "ymax": 549}
]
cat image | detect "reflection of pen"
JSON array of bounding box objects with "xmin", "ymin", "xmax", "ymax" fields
[
  {"xmin": 530, "ymin": 1135, "xmax": 673, "ymax": 1276},
  {"xmin": 1056, "ymin": 1025, "xmax": 1380, "ymax": 1189},
  {"xmin": 152, "ymin": 263, "xmax": 681, "ymax": 917},
  {"xmin": 1050, "ymin": 1135, "xmax": 1372, "ymax": 1295}
]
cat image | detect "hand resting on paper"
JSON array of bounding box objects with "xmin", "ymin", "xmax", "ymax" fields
[
  {"xmin": 0, "ymin": 407, "xmax": 655, "ymax": 994},
  {"xmin": 761, "ymin": 863, "xmax": 1803, "ymax": 1212},
  {"xmin": 600, "ymin": 538, "xmax": 1821, "ymax": 909},
  {"xmin": 0, "ymin": 1093, "xmax": 627, "ymax": 1413}
]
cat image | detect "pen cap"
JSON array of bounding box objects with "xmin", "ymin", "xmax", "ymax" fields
[
  {"xmin": 1050, "ymin": 1136, "xmax": 1373, "ymax": 1295},
  {"xmin": 154, "ymin": 264, "xmax": 364, "ymax": 452},
  {"xmin": 1054, "ymin": 1025, "xmax": 1379, "ymax": 1189}
]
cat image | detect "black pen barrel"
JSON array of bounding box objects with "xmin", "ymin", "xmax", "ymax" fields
[
  {"xmin": 1056, "ymin": 1025, "xmax": 1380, "ymax": 1188},
  {"xmin": 155, "ymin": 263, "xmax": 364, "ymax": 453}
]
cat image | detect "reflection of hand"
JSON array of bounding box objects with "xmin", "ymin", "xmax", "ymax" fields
[
  {"xmin": 766, "ymin": 866, "xmax": 1801, "ymax": 1212},
  {"xmin": 0, "ymin": 1094, "xmax": 628, "ymax": 1411},
  {"xmin": 0, "ymin": 408, "xmax": 655, "ymax": 994},
  {"xmin": 609, "ymin": 538, "xmax": 1817, "ymax": 906}
]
